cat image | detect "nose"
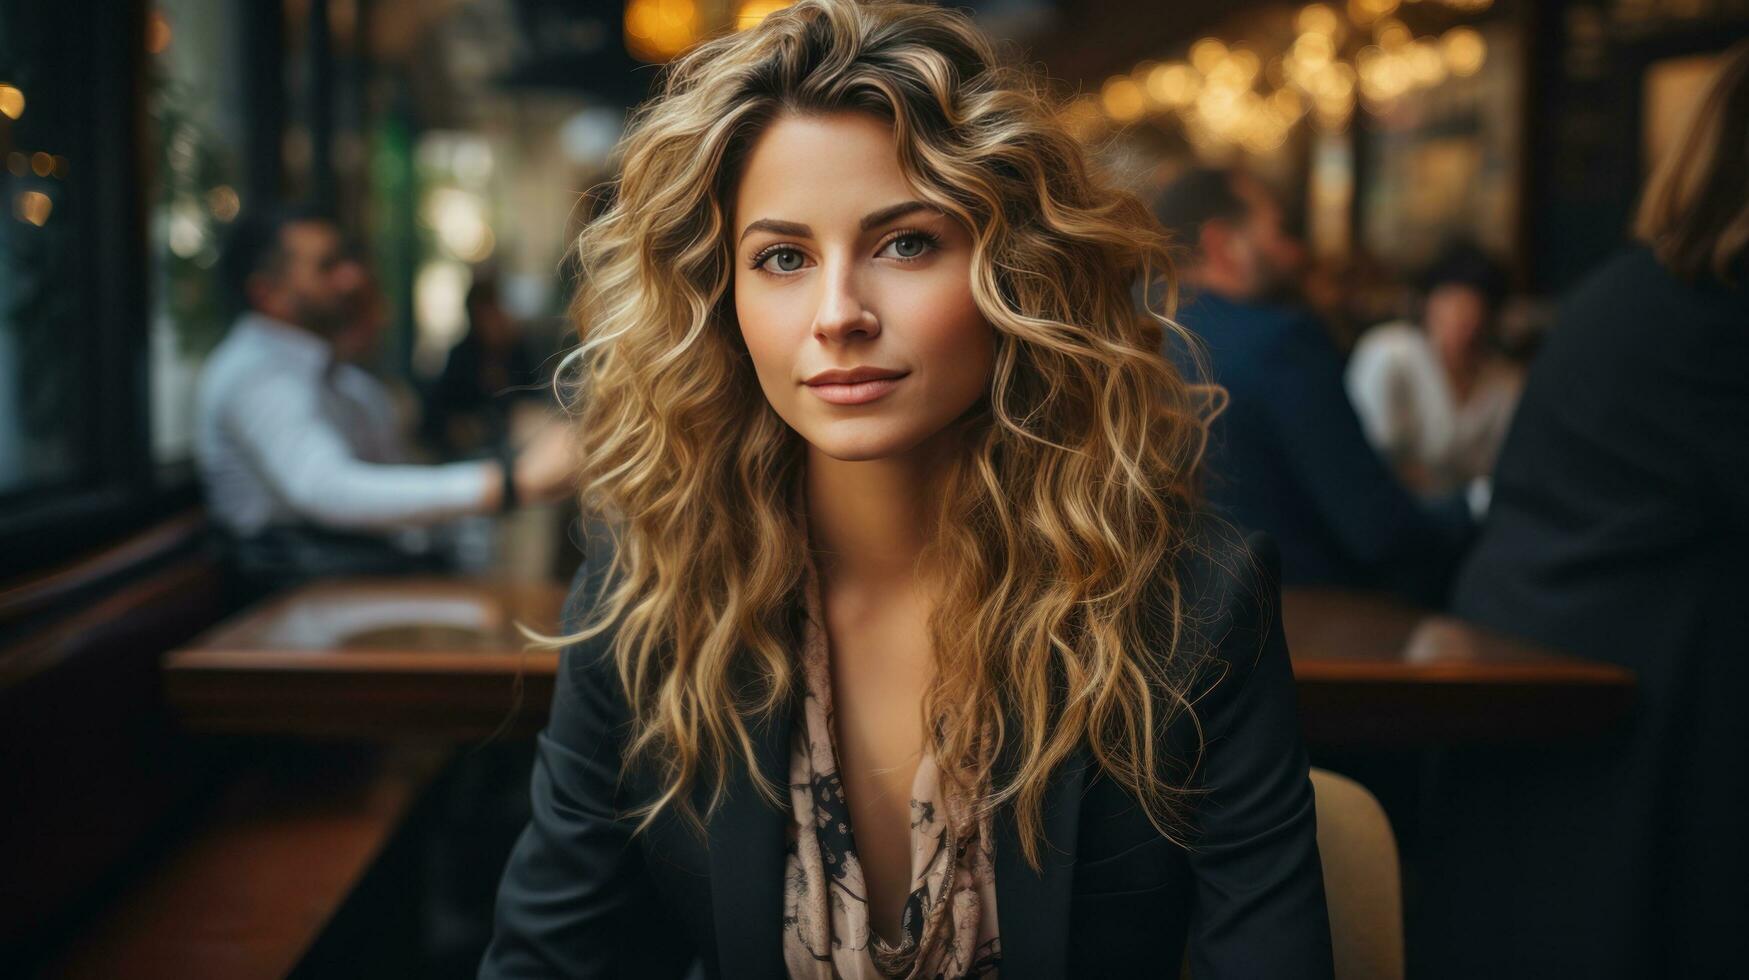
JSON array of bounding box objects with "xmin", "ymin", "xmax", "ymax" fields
[{"xmin": 811, "ymin": 259, "xmax": 879, "ymax": 343}]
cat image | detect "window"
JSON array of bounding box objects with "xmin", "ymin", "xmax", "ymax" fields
[
  {"xmin": 0, "ymin": 3, "xmax": 126, "ymax": 500},
  {"xmin": 0, "ymin": 2, "xmax": 169, "ymax": 579},
  {"xmin": 145, "ymin": 2, "xmax": 250, "ymax": 465}
]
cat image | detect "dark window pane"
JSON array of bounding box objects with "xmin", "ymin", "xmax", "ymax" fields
[{"xmin": 0, "ymin": 3, "xmax": 100, "ymax": 498}]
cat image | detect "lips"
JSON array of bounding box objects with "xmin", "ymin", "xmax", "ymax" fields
[
  {"xmin": 803, "ymin": 366, "xmax": 909, "ymax": 405},
  {"xmin": 804, "ymin": 366, "xmax": 907, "ymax": 385}
]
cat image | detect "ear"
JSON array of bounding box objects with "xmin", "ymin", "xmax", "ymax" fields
[{"xmin": 245, "ymin": 269, "xmax": 283, "ymax": 316}]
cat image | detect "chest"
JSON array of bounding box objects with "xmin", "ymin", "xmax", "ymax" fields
[{"xmin": 821, "ymin": 586, "xmax": 935, "ymax": 938}]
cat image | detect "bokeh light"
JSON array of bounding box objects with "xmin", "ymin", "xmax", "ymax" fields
[
  {"xmin": 1101, "ymin": 75, "xmax": 1147, "ymax": 123},
  {"xmin": 735, "ymin": 1, "xmax": 793, "ymax": 30},
  {"xmin": 15, "ymin": 190, "xmax": 52, "ymax": 227},
  {"xmin": 1442, "ymin": 27, "xmax": 1488, "ymax": 77},
  {"xmin": 624, "ymin": 0, "xmax": 699, "ymax": 62}
]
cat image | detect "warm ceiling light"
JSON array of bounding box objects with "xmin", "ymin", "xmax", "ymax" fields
[
  {"xmin": 625, "ymin": 0, "xmax": 699, "ymax": 63},
  {"xmin": 1296, "ymin": 4, "xmax": 1341, "ymax": 37},
  {"xmin": 1147, "ymin": 62, "xmax": 1200, "ymax": 107},
  {"xmin": 1408, "ymin": 39, "xmax": 1447, "ymax": 86},
  {"xmin": 1100, "ymin": 75, "xmax": 1146, "ymax": 123},
  {"xmin": 735, "ymin": 0, "xmax": 791, "ymax": 31},
  {"xmin": 1441, "ymin": 27, "xmax": 1487, "ymax": 77},
  {"xmin": 0, "ymin": 83, "xmax": 23, "ymax": 120},
  {"xmin": 1190, "ymin": 38, "xmax": 1228, "ymax": 75},
  {"xmin": 1375, "ymin": 18, "xmax": 1411, "ymax": 48},
  {"xmin": 1293, "ymin": 32, "xmax": 1335, "ymax": 67},
  {"xmin": 1347, "ymin": 0, "xmax": 1400, "ymax": 26}
]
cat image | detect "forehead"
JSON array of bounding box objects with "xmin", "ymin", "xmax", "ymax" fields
[
  {"xmin": 732, "ymin": 111, "xmax": 916, "ymax": 231},
  {"xmin": 280, "ymin": 220, "xmax": 341, "ymax": 258},
  {"xmin": 1429, "ymin": 282, "xmax": 1486, "ymax": 303}
]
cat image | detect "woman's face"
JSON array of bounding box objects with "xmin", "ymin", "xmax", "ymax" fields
[{"xmin": 732, "ymin": 111, "xmax": 995, "ymax": 462}]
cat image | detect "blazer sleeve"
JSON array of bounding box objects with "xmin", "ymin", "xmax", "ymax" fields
[
  {"xmin": 479, "ymin": 557, "xmax": 696, "ymax": 979},
  {"xmin": 1183, "ymin": 529, "xmax": 1334, "ymax": 979}
]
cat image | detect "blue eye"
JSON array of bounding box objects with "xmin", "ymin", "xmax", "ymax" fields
[
  {"xmin": 884, "ymin": 230, "xmax": 940, "ymax": 261},
  {"xmin": 759, "ymin": 247, "xmax": 804, "ymax": 273}
]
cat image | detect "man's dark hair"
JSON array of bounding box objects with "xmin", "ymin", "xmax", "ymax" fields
[
  {"xmin": 1151, "ymin": 167, "xmax": 1248, "ymax": 253},
  {"xmin": 217, "ymin": 203, "xmax": 335, "ymax": 319},
  {"xmin": 1421, "ymin": 240, "xmax": 1509, "ymax": 314}
]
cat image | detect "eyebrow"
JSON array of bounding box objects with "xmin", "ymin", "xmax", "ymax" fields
[{"xmin": 737, "ymin": 200, "xmax": 942, "ymax": 245}]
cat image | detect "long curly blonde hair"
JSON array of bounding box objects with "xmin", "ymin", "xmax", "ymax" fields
[{"xmin": 546, "ymin": 0, "xmax": 1219, "ymax": 871}]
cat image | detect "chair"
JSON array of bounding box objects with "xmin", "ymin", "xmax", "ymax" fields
[{"xmin": 1311, "ymin": 766, "xmax": 1405, "ymax": 980}]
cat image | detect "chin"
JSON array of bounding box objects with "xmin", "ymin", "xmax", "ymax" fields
[{"xmin": 798, "ymin": 418, "xmax": 934, "ymax": 462}]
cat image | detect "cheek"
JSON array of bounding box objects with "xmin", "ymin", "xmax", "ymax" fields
[
  {"xmin": 898, "ymin": 277, "xmax": 994, "ymax": 394},
  {"xmin": 734, "ymin": 289, "xmax": 792, "ymax": 390}
]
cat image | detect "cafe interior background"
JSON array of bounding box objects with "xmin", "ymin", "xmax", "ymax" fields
[{"xmin": 2, "ymin": 0, "xmax": 1745, "ymax": 977}]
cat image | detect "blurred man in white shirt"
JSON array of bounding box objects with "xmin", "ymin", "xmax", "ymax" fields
[{"xmin": 197, "ymin": 207, "xmax": 571, "ymax": 595}]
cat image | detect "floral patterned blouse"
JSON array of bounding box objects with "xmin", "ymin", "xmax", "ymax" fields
[{"xmin": 780, "ymin": 554, "xmax": 1002, "ymax": 980}]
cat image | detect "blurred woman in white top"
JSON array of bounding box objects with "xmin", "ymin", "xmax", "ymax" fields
[{"xmin": 1345, "ymin": 242, "xmax": 1523, "ymax": 501}]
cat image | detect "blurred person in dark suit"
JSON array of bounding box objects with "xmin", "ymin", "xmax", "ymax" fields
[
  {"xmin": 1156, "ymin": 168, "xmax": 1473, "ymax": 605},
  {"xmin": 422, "ymin": 273, "xmax": 546, "ymax": 459},
  {"xmin": 1415, "ymin": 39, "xmax": 1749, "ymax": 980},
  {"xmin": 196, "ymin": 206, "xmax": 573, "ymax": 600}
]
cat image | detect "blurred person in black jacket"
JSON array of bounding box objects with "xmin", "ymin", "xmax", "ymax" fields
[
  {"xmin": 423, "ymin": 273, "xmax": 546, "ymax": 459},
  {"xmin": 1416, "ymin": 39, "xmax": 1749, "ymax": 980}
]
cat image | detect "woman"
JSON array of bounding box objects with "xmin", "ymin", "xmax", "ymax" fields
[
  {"xmin": 483, "ymin": 2, "xmax": 1330, "ymax": 977},
  {"xmin": 1345, "ymin": 242, "xmax": 1522, "ymax": 499}
]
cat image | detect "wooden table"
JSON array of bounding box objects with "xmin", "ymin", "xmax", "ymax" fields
[
  {"xmin": 164, "ymin": 578, "xmax": 1635, "ymax": 744},
  {"xmin": 1282, "ymin": 588, "xmax": 1635, "ymax": 745},
  {"xmin": 164, "ymin": 578, "xmax": 567, "ymax": 739}
]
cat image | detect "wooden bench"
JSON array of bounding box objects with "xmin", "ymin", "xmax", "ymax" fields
[
  {"xmin": 36, "ymin": 740, "xmax": 450, "ymax": 979},
  {"xmin": 2, "ymin": 510, "xmax": 452, "ymax": 976}
]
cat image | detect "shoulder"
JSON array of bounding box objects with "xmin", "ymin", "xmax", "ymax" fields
[
  {"xmin": 1206, "ymin": 302, "xmax": 1338, "ymax": 379},
  {"xmin": 552, "ymin": 532, "xmax": 644, "ymax": 728},
  {"xmin": 1255, "ymin": 306, "xmax": 1341, "ymax": 368},
  {"xmin": 1554, "ymin": 245, "xmax": 1673, "ymax": 334},
  {"xmin": 1350, "ymin": 320, "xmax": 1426, "ymax": 364},
  {"xmin": 1162, "ymin": 511, "xmax": 1282, "ymax": 676},
  {"xmin": 558, "ymin": 537, "xmax": 622, "ymax": 672},
  {"xmin": 209, "ymin": 361, "xmax": 323, "ymax": 432}
]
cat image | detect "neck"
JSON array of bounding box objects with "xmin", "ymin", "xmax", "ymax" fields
[
  {"xmin": 253, "ymin": 308, "xmax": 328, "ymax": 339},
  {"xmin": 1442, "ymin": 347, "xmax": 1480, "ymax": 399},
  {"xmin": 804, "ymin": 438, "xmax": 947, "ymax": 587}
]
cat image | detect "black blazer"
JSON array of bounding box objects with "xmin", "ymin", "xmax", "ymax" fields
[
  {"xmin": 481, "ymin": 519, "xmax": 1332, "ymax": 979},
  {"xmin": 1415, "ymin": 247, "xmax": 1749, "ymax": 979}
]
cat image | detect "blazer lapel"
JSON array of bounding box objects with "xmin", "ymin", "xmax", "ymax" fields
[
  {"xmin": 706, "ymin": 682, "xmax": 795, "ymax": 978},
  {"xmin": 993, "ymin": 708, "xmax": 1090, "ymax": 980}
]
